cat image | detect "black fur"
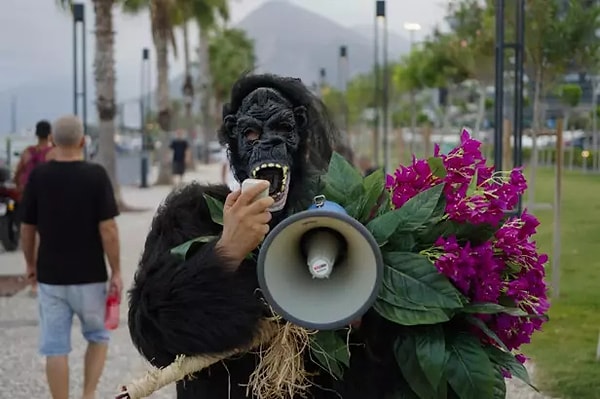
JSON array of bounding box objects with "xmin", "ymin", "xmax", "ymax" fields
[{"xmin": 128, "ymin": 74, "xmax": 405, "ymax": 398}]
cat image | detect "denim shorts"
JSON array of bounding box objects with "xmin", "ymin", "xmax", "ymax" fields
[{"xmin": 38, "ymin": 282, "xmax": 111, "ymax": 356}]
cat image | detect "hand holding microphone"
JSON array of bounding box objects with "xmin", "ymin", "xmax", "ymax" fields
[{"xmin": 217, "ymin": 179, "xmax": 274, "ymax": 265}]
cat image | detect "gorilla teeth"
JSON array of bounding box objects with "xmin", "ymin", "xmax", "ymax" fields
[
  {"xmin": 251, "ymin": 163, "xmax": 289, "ymax": 194},
  {"xmin": 251, "ymin": 163, "xmax": 285, "ymax": 177}
]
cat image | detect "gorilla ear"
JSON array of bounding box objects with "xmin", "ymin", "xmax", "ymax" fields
[
  {"xmin": 222, "ymin": 103, "xmax": 232, "ymax": 119},
  {"xmin": 223, "ymin": 115, "xmax": 237, "ymax": 138},
  {"xmin": 293, "ymin": 106, "xmax": 308, "ymax": 130}
]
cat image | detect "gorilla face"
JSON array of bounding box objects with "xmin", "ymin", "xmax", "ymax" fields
[{"xmin": 223, "ymin": 87, "xmax": 308, "ymax": 212}]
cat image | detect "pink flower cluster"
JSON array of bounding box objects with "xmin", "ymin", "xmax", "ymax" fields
[
  {"xmin": 386, "ymin": 129, "xmax": 528, "ymax": 226},
  {"xmin": 386, "ymin": 130, "xmax": 549, "ymax": 361}
]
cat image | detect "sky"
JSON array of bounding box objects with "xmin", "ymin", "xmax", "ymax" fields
[
  {"xmin": 0, "ymin": 0, "xmax": 448, "ymax": 88},
  {"xmin": 0, "ymin": 0, "xmax": 449, "ymax": 132}
]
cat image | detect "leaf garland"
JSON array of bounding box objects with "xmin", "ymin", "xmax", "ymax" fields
[
  {"xmin": 309, "ymin": 330, "xmax": 350, "ymax": 380},
  {"xmin": 162, "ymin": 152, "xmax": 537, "ymax": 398},
  {"xmin": 311, "ymin": 152, "xmax": 535, "ymax": 398}
]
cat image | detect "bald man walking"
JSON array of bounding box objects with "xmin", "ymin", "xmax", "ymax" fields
[{"xmin": 20, "ymin": 115, "xmax": 122, "ymax": 399}]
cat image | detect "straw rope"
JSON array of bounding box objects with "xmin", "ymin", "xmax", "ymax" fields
[{"xmin": 118, "ymin": 318, "xmax": 315, "ymax": 399}]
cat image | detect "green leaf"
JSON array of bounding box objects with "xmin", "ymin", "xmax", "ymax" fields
[
  {"xmin": 466, "ymin": 169, "xmax": 479, "ymax": 196},
  {"xmin": 492, "ymin": 366, "xmax": 507, "ymax": 399},
  {"xmin": 203, "ymin": 194, "xmax": 225, "ymax": 225},
  {"xmin": 374, "ymin": 300, "xmax": 452, "ymax": 326},
  {"xmin": 417, "ymin": 220, "xmax": 496, "ymax": 249},
  {"xmin": 366, "ymin": 183, "xmax": 445, "ymax": 244},
  {"xmin": 427, "ymin": 156, "xmax": 447, "ymax": 178},
  {"xmin": 461, "ymin": 302, "xmax": 528, "ymax": 317},
  {"xmin": 322, "ymin": 152, "xmax": 364, "ymax": 206},
  {"xmin": 383, "ymin": 252, "xmax": 464, "ymax": 309},
  {"xmin": 309, "ymin": 330, "xmax": 350, "ymax": 379},
  {"xmin": 464, "ymin": 315, "xmax": 510, "ymax": 353},
  {"xmin": 170, "ymin": 235, "xmax": 218, "ymax": 261},
  {"xmin": 446, "ymin": 333, "xmax": 496, "ymax": 399},
  {"xmin": 484, "ymin": 346, "xmax": 534, "ymax": 388},
  {"xmin": 386, "ymin": 231, "xmax": 417, "ymax": 252},
  {"xmin": 415, "ymin": 325, "xmax": 447, "ymax": 390},
  {"xmin": 357, "ymin": 168, "xmax": 386, "ymax": 222},
  {"xmin": 394, "ymin": 335, "xmax": 441, "ymax": 399},
  {"xmin": 376, "ymin": 190, "xmax": 393, "ymax": 217}
]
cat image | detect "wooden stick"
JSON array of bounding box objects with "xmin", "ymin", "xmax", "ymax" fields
[{"xmin": 552, "ymin": 118, "xmax": 563, "ymax": 299}]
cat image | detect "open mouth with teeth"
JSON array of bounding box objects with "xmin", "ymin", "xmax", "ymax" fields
[{"xmin": 251, "ymin": 162, "xmax": 291, "ymax": 212}]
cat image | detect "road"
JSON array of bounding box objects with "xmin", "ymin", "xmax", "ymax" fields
[{"xmin": 0, "ymin": 163, "xmax": 549, "ymax": 399}]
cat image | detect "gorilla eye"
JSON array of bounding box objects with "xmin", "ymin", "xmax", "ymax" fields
[
  {"xmin": 244, "ymin": 128, "xmax": 260, "ymax": 141},
  {"xmin": 277, "ymin": 122, "xmax": 293, "ymax": 132}
]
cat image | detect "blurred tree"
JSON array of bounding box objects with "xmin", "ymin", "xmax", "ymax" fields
[
  {"xmin": 123, "ymin": 0, "xmax": 180, "ymax": 184},
  {"xmin": 208, "ymin": 27, "xmax": 256, "ymax": 123},
  {"xmin": 444, "ymin": 0, "xmax": 495, "ymax": 135},
  {"xmin": 56, "ymin": 0, "xmax": 125, "ymax": 206},
  {"xmin": 514, "ymin": 0, "xmax": 600, "ymax": 207}
]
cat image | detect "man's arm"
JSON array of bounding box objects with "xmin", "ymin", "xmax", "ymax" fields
[
  {"xmin": 19, "ymin": 168, "xmax": 38, "ymax": 280},
  {"xmin": 95, "ymin": 166, "xmax": 122, "ymax": 294},
  {"xmin": 13, "ymin": 149, "xmax": 30, "ymax": 188},
  {"xmin": 99, "ymin": 219, "xmax": 120, "ymax": 276},
  {"xmin": 20, "ymin": 223, "xmax": 37, "ymax": 278}
]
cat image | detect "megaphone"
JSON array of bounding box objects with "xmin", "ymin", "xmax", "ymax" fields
[{"xmin": 257, "ymin": 195, "xmax": 384, "ymax": 331}]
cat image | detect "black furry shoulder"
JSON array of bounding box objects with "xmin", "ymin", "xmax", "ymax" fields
[{"xmin": 128, "ymin": 182, "xmax": 266, "ymax": 368}]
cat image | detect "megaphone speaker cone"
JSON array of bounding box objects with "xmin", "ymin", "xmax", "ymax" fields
[{"xmin": 257, "ymin": 208, "xmax": 384, "ymax": 331}]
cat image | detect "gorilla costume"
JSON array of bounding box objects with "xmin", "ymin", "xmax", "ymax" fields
[{"xmin": 128, "ymin": 74, "xmax": 406, "ymax": 399}]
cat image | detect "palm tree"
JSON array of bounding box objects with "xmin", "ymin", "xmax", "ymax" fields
[
  {"xmin": 57, "ymin": 0, "xmax": 126, "ymax": 208},
  {"xmin": 123, "ymin": 0, "xmax": 179, "ymax": 185},
  {"xmin": 189, "ymin": 0, "xmax": 229, "ymax": 164}
]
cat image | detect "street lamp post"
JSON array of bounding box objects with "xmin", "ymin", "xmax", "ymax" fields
[
  {"xmin": 140, "ymin": 48, "xmax": 150, "ymax": 188},
  {"xmin": 494, "ymin": 0, "xmax": 525, "ymax": 216},
  {"xmin": 319, "ymin": 68, "xmax": 327, "ymax": 98},
  {"xmin": 182, "ymin": 72, "xmax": 195, "ymax": 169},
  {"xmin": 376, "ymin": 0, "xmax": 389, "ymax": 175},
  {"xmin": 373, "ymin": 1, "xmax": 383, "ymax": 167},
  {"xmin": 72, "ymin": 2, "xmax": 88, "ymax": 159},
  {"xmin": 403, "ymin": 22, "xmax": 421, "ymax": 156},
  {"xmin": 338, "ymin": 45, "xmax": 349, "ymax": 133}
]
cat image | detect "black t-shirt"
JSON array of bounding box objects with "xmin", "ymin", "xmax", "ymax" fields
[
  {"xmin": 21, "ymin": 161, "xmax": 119, "ymax": 285},
  {"xmin": 170, "ymin": 139, "xmax": 188, "ymax": 163}
]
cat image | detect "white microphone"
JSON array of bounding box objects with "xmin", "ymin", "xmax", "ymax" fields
[
  {"xmin": 304, "ymin": 229, "xmax": 342, "ymax": 279},
  {"xmin": 241, "ymin": 178, "xmax": 270, "ymax": 201}
]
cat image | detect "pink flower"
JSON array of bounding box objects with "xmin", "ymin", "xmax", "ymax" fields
[{"xmin": 388, "ymin": 130, "xmax": 549, "ymax": 355}]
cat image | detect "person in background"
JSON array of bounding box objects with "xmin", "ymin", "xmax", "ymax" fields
[
  {"xmin": 14, "ymin": 120, "xmax": 56, "ymax": 195},
  {"xmin": 13, "ymin": 119, "xmax": 56, "ymax": 296},
  {"xmin": 219, "ymin": 146, "xmax": 240, "ymax": 191},
  {"xmin": 169, "ymin": 129, "xmax": 190, "ymax": 186},
  {"xmin": 335, "ymin": 143, "xmax": 355, "ymax": 165},
  {"xmin": 358, "ymin": 154, "xmax": 378, "ymax": 177},
  {"xmin": 20, "ymin": 115, "xmax": 122, "ymax": 399}
]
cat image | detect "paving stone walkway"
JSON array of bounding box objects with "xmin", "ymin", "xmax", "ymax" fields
[{"xmin": 0, "ymin": 164, "xmax": 551, "ymax": 399}]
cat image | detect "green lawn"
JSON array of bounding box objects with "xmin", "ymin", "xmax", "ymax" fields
[{"xmin": 523, "ymin": 167, "xmax": 600, "ymax": 399}]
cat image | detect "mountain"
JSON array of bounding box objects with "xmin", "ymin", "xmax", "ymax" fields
[
  {"xmin": 0, "ymin": 0, "xmax": 410, "ymax": 134},
  {"xmin": 237, "ymin": 0, "xmax": 408, "ymax": 87}
]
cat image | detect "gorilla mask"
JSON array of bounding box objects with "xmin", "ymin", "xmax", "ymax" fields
[{"xmin": 223, "ymin": 87, "xmax": 308, "ymax": 212}]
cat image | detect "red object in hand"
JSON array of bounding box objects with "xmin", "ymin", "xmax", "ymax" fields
[{"xmin": 104, "ymin": 292, "xmax": 120, "ymax": 330}]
